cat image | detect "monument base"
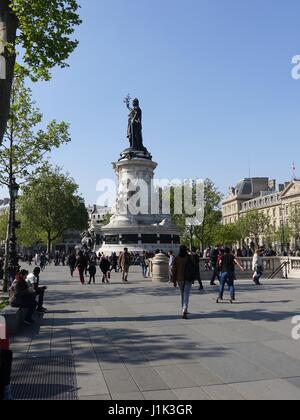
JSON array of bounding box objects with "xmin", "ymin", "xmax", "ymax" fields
[{"xmin": 98, "ymin": 149, "xmax": 180, "ymax": 255}]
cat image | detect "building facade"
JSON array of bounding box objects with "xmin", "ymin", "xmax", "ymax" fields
[
  {"xmin": 87, "ymin": 205, "xmax": 112, "ymax": 230},
  {"xmin": 222, "ymin": 178, "xmax": 277, "ymax": 225},
  {"xmin": 222, "ymin": 178, "xmax": 300, "ymax": 249},
  {"xmin": 0, "ymin": 198, "xmax": 9, "ymax": 215}
]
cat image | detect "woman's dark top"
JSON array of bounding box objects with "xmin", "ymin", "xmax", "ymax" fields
[
  {"xmin": 76, "ymin": 255, "xmax": 86, "ymax": 270},
  {"xmin": 221, "ymin": 254, "xmax": 236, "ymax": 273},
  {"xmin": 100, "ymin": 259, "xmax": 110, "ymax": 273}
]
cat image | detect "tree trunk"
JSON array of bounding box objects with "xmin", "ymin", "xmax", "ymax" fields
[
  {"xmin": 3, "ymin": 186, "xmax": 12, "ymax": 292},
  {"xmin": 0, "ymin": 0, "xmax": 17, "ymax": 145},
  {"xmin": 47, "ymin": 231, "xmax": 53, "ymax": 254}
]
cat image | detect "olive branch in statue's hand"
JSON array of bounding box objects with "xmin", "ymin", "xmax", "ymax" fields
[{"xmin": 124, "ymin": 94, "xmax": 131, "ymax": 109}]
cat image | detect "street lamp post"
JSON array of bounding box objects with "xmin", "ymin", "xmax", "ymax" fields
[
  {"xmin": 280, "ymin": 220, "xmax": 285, "ymax": 255},
  {"xmin": 3, "ymin": 177, "xmax": 20, "ymax": 292}
]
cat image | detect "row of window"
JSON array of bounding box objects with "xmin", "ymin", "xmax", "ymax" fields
[{"xmin": 242, "ymin": 194, "xmax": 280, "ymax": 211}]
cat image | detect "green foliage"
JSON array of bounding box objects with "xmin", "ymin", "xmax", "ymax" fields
[
  {"xmin": 238, "ymin": 210, "xmax": 270, "ymax": 247},
  {"xmin": 18, "ymin": 165, "xmax": 88, "ymax": 250},
  {"xmin": 0, "ymin": 75, "xmax": 71, "ymax": 186},
  {"xmin": 213, "ymin": 223, "xmax": 242, "ymax": 247},
  {"xmin": 10, "ymin": 0, "xmax": 82, "ymax": 80},
  {"xmin": 289, "ymin": 205, "xmax": 300, "ymax": 242},
  {"xmin": 168, "ymin": 178, "xmax": 223, "ymax": 249},
  {"xmin": 0, "ymin": 298, "xmax": 9, "ymax": 310},
  {"xmin": 0, "ymin": 212, "xmax": 8, "ymax": 242},
  {"xmin": 193, "ymin": 179, "xmax": 223, "ymax": 249}
]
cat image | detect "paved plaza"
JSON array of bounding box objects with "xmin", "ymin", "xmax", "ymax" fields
[{"xmin": 9, "ymin": 265, "xmax": 300, "ymax": 400}]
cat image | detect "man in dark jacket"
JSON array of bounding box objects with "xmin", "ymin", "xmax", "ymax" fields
[
  {"xmin": 10, "ymin": 270, "xmax": 37, "ymax": 325},
  {"xmin": 68, "ymin": 251, "xmax": 77, "ymax": 277},
  {"xmin": 100, "ymin": 257, "xmax": 110, "ymax": 283},
  {"xmin": 191, "ymin": 248, "xmax": 204, "ymax": 291}
]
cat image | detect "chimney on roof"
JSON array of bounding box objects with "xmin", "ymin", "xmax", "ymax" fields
[
  {"xmin": 268, "ymin": 179, "xmax": 276, "ymax": 191},
  {"xmin": 278, "ymin": 184, "xmax": 285, "ymax": 192}
]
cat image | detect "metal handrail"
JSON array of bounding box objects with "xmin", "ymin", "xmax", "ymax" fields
[{"xmin": 268, "ymin": 260, "xmax": 289, "ymax": 279}]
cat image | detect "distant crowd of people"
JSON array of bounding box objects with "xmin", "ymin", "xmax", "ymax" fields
[{"xmin": 3, "ymin": 242, "xmax": 298, "ymax": 325}]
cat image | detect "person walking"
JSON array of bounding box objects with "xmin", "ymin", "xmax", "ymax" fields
[
  {"xmin": 191, "ymin": 247, "xmax": 204, "ymax": 291},
  {"xmin": 119, "ymin": 248, "xmax": 131, "ymax": 282},
  {"xmin": 39, "ymin": 252, "xmax": 46, "ymax": 272},
  {"xmin": 252, "ymin": 249, "xmax": 264, "ymax": 285},
  {"xmin": 68, "ymin": 251, "xmax": 77, "ymax": 277},
  {"xmin": 110, "ymin": 252, "xmax": 119, "ymax": 273},
  {"xmin": 34, "ymin": 253, "xmax": 40, "ymax": 267},
  {"xmin": 76, "ymin": 251, "xmax": 86, "ymax": 285},
  {"xmin": 88, "ymin": 259, "xmax": 97, "ymax": 284},
  {"xmin": 54, "ymin": 250, "xmax": 60, "ymax": 266},
  {"xmin": 168, "ymin": 251, "xmax": 174, "ymax": 284},
  {"xmin": 141, "ymin": 251, "xmax": 149, "ymax": 278},
  {"xmin": 100, "ymin": 256, "xmax": 110, "ymax": 283},
  {"xmin": 210, "ymin": 246, "xmax": 220, "ymax": 286},
  {"xmin": 172, "ymin": 245, "xmax": 196, "ymax": 320},
  {"xmin": 217, "ymin": 248, "xmax": 244, "ymax": 303},
  {"xmin": 61, "ymin": 252, "xmax": 66, "ymax": 267}
]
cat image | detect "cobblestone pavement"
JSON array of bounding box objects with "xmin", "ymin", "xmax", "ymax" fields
[{"xmin": 9, "ymin": 265, "xmax": 300, "ymax": 400}]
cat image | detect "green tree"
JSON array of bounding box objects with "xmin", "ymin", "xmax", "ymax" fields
[
  {"xmin": 168, "ymin": 179, "xmax": 222, "ymax": 250},
  {"xmin": 0, "ymin": 0, "xmax": 81, "ymax": 144},
  {"xmin": 0, "ymin": 75, "xmax": 71, "ymax": 188},
  {"xmin": 194, "ymin": 179, "xmax": 223, "ymax": 250},
  {"xmin": 289, "ymin": 205, "xmax": 300, "ymax": 246},
  {"xmin": 0, "ymin": 74, "xmax": 71, "ymax": 271},
  {"xmin": 18, "ymin": 165, "xmax": 88, "ymax": 252},
  {"xmin": 213, "ymin": 223, "xmax": 241, "ymax": 247},
  {"xmin": 239, "ymin": 210, "xmax": 270, "ymax": 248},
  {"xmin": 0, "ymin": 211, "xmax": 8, "ymax": 242}
]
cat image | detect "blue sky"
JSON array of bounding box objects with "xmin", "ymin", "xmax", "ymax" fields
[{"xmin": 4, "ymin": 0, "xmax": 300, "ymax": 203}]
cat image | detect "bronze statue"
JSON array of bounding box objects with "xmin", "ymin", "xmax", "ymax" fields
[{"xmin": 124, "ymin": 95, "xmax": 145, "ymax": 151}]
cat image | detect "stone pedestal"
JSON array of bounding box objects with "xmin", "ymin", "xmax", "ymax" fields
[
  {"xmin": 151, "ymin": 253, "xmax": 170, "ymax": 283},
  {"xmin": 99, "ymin": 148, "xmax": 180, "ymax": 255}
]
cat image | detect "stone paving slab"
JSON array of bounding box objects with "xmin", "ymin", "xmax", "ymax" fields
[
  {"xmin": 229, "ymin": 379, "xmax": 300, "ymax": 400},
  {"xmin": 9, "ymin": 265, "xmax": 300, "ymax": 400},
  {"xmin": 173, "ymin": 387, "xmax": 211, "ymax": 401},
  {"xmin": 201, "ymin": 384, "xmax": 245, "ymax": 400}
]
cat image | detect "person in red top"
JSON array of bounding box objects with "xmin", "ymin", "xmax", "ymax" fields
[{"xmin": 0, "ymin": 322, "xmax": 13, "ymax": 400}]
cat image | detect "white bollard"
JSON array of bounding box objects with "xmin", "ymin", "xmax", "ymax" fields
[{"xmin": 152, "ymin": 253, "xmax": 169, "ymax": 283}]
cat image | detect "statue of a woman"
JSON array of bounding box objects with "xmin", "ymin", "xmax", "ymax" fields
[{"xmin": 126, "ymin": 97, "xmax": 145, "ymax": 151}]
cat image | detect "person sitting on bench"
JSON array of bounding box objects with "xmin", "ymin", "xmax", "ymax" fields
[
  {"xmin": 26, "ymin": 267, "xmax": 48, "ymax": 314},
  {"xmin": 10, "ymin": 270, "xmax": 37, "ymax": 325}
]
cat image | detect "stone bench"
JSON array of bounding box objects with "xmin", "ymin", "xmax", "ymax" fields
[{"xmin": 0, "ymin": 307, "xmax": 27, "ymax": 337}]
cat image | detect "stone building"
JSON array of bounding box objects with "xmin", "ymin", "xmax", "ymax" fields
[
  {"xmin": 87, "ymin": 205, "xmax": 112, "ymax": 230},
  {"xmin": 0, "ymin": 198, "xmax": 9, "ymax": 215},
  {"xmin": 222, "ymin": 178, "xmax": 276, "ymax": 225},
  {"xmin": 222, "ymin": 178, "xmax": 300, "ymax": 249}
]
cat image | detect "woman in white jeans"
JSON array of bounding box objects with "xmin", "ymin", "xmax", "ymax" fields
[
  {"xmin": 172, "ymin": 245, "xmax": 195, "ymax": 319},
  {"xmin": 252, "ymin": 249, "xmax": 264, "ymax": 285}
]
